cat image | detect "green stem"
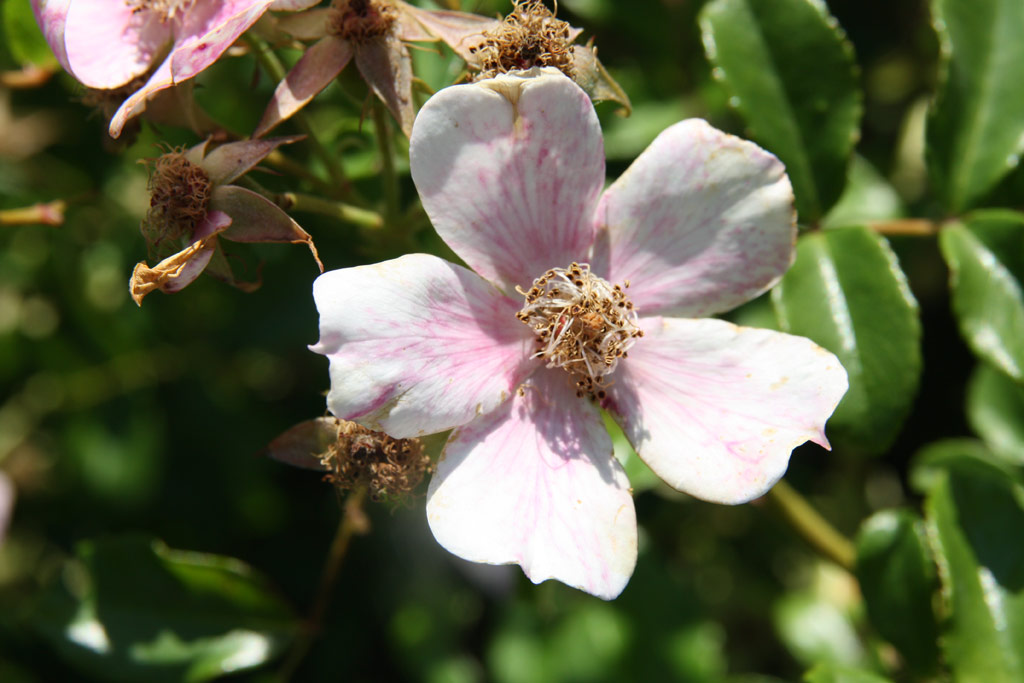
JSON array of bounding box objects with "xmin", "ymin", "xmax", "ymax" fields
[
  {"xmin": 867, "ymin": 218, "xmax": 940, "ymax": 236},
  {"xmin": 767, "ymin": 479, "xmax": 856, "ymax": 571},
  {"xmin": 277, "ymin": 487, "xmax": 369, "ymax": 682},
  {"xmin": 281, "ymin": 192, "xmax": 384, "ymax": 230},
  {"xmin": 244, "ymin": 34, "xmax": 349, "ymax": 194},
  {"xmin": 371, "ymin": 100, "xmax": 399, "ymax": 225}
]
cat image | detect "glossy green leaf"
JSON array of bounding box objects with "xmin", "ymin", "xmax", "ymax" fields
[
  {"xmin": 910, "ymin": 438, "xmax": 1021, "ymax": 495},
  {"xmin": 804, "ymin": 663, "xmax": 894, "ymax": 683},
  {"xmin": 34, "ymin": 536, "xmax": 297, "ymax": 682},
  {"xmin": 855, "ymin": 509, "xmax": 939, "ymax": 675},
  {"xmin": 967, "ymin": 363, "xmax": 1024, "ymax": 464},
  {"xmin": 923, "ymin": 455, "xmax": 1024, "ymax": 682},
  {"xmin": 927, "ymin": 0, "xmax": 1024, "ymax": 212},
  {"xmin": 939, "ymin": 211, "xmax": 1024, "ymax": 381},
  {"xmin": 699, "ymin": 0, "xmax": 861, "ymax": 222},
  {"xmin": 772, "ymin": 226, "xmax": 921, "ymax": 453}
]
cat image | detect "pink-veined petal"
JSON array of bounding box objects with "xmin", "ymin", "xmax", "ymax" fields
[
  {"xmin": 593, "ymin": 119, "xmax": 796, "ymax": 318},
  {"xmin": 427, "ymin": 369, "xmax": 637, "ymax": 600},
  {"xmin": 170, "ymin": 0, "xmax": 273, "ymax": 82},
  {"xmin": 254, "ymin": 36, "xmax": 352, "ymax": 138},
  {"xmin": 31, "ymin": 0, "xmax": 73, "ymax": 73},
  {"xmin": 410, "ymin": 68, "xmax": 605, "ymax": 294},
  {"xmin": 310, "ymin": 254, "xmax": 536, "ymax": 438},
  {"xmin": 108, "ymin": 57, "xmax": 173, "ymax": 138},
  {"xmin": 0, "ymin": 472, "xmax": 13, "ymax": 547},
  {"xmin": 606, "ymin": 317, "xmax": 848, "ymax": 505},
  {"xmin": 63, "ymin": 0, "xmax": 171, "ymax": 88}
]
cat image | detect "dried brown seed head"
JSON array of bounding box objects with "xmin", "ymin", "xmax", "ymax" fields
[
  {"xmin": 141, "ymin": 147, "xmax": 212, "ymax": 249},
  {"xmin": 327, "ymin": 0, "xmax": 398, "ymax": 42},
  {"xmin": 320, "ymin": 420, "xmax": 432, "ymax": 503},
  {"xmin": 472, "ymin": 1, "xmax": 574, "ymax": 80}
]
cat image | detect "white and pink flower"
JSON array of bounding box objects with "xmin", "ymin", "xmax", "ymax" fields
[
  {"xmin": 311, "ymin": 68, "xmax": 848, "ymax": 599},
  {"xmin": 31, "ymin": 0, "xmax": 318, "ymax": 138}
]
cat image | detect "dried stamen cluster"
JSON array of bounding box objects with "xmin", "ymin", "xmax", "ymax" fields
[
  {"xmin": 320, "ymin": 420, "xmax": 431, "ymax": 502},
  {"xmin": 327, "ymin": 0, "xmax": 398, "ymax": 42},
  {"xmin": 516, "ymin": 262, "xmax": 642, "ymax": 399},
  {"xmin": 125, "ymin": 0, "xmax": 195, "ymax": 22},
  {"xmin": 470, "ymin": 1, "xmax": 574, "ymax": 80},
  {"xmin": 143, "ymin": 149, "xmax": 211, "ymax": 247}
]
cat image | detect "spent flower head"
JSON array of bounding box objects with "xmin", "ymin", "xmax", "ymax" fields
[
  {"xmin": 31, "ymin": 0, "xmax": 317, "ymax": 138},
  {"xmin": 130, "ymin": 136, "xmax": 322, "ymax": 305},
  {"xmin": 255, "ymin": 0, "xmax": 499, "ymax": 137},
  {"xmin": 311, "ymin": 69, "xmax": 848, "ymax": 599}
]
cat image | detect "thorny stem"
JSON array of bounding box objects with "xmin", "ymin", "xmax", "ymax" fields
[
  {"xmin": 766, "ymin": 479, "xmax": 856, "ymax": 571},
  {"xmin": 277, "ymin": 486, "xmax": 370, "ymax": 682},
  {"xmin": 371, "ymin": 100, "xmax": 400, "ymax": 225},
  {"xmin": 244, "ymin": 34, "xmax": 350, "ymax": 194},
  {"xmin": 281, "ymin": 192, "xmax": 384, "ymax": 230}
]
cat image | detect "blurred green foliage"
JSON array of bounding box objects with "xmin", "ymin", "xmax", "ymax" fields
[{"xmin": 2, "ymin": 0, "xmax": 1024, "ymax": 681}]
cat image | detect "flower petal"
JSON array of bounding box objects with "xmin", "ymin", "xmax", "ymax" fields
[
  {"xmin": 0, "ymin": 472, "xmax": 13, "ymax": 547},
  {"xmin": 254, "ymin": 36, "xmax": 352, "ymax": 138},
  {"xmin": 606, "ymin": 317, "xmax": 848, "ymax": 504},
  {"xmin": 170, "ymin": 0, "xmax": 273, "ymax": 82},
  {"xmin": 427, "ymin": 369, "xmax": 637, "ymax": 600},
  {"xmin": 310, "ymin": 254, "xmax": 536, "ymax": 438},
  {"xmin": 592, "ymin": 119, "xmax": 796, "ymax": 318},
  {"xmin": 410, "ymin": 68, "xmax": 605, "ymax": 293},
  {"xmin": 354, "ymin": 33, "xmax": 414, "ymax": 138},
  {"xmin": 30, "ymin": 0, "xmax": 72, "ymax": 73},
  {"xmin": 63, "ymin": 0, "xmax": 171, "ymax": 88},
  {"xmin": 108, "ymin": 57, "xmax": 173, "ymax": 138}
]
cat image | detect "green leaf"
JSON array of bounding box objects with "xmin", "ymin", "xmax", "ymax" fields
[
  {"xmin": 927, "ymin": 0, "xmax": 1024, "ymax": 212},
  {"xmin": 939, "ymin": 211, "xmax": 1024, "ymax": 381},
  {"xmin": 854, "ymin": 509, "xmax": 940, "ymax": 675},
  {"xmin": 924, "ymin": 456, "xmax": 1024, "ymax": 682},
  {"xmin": 910, "ymin": 438, "xmax": 1022, "ymax": 495},
  {"xmin": 34, "ymin": 536, "xmax": 297, "ymax": 682},
  {"xmin": 803, "ymin": 663, "xmax": 894, "ymax": 683},
  {"xmin": 2, "ymin": 0, "xmax": 59, "ymax": 68},
  {"xmin": 968, "ymin": 363, "xmax": 1024, "ymax": 464},
  {"xmin": 771, "ymin": 226, "xmax": 921, "ymax": 453},
  {"xmin": 699, "ymin": 0, "xmax": 861, "ymax": 222}
]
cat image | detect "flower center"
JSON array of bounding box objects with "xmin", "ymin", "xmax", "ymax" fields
[
  {"xmin": 327, "ymin": 0, "xmax": 397, "ymax": 42},
  {"xmin": 516, "ymin": 262, "xmax": 642, "ymax": 399},
  {"xmin": 470, "ymin": 1, "xmax": 574, "ymax": 80},
  {"xmin": 125, "ymin": 0, "xmax": 195, "ymax": 23}
]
